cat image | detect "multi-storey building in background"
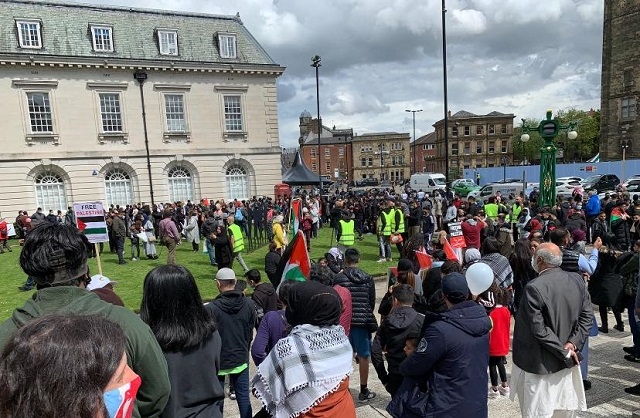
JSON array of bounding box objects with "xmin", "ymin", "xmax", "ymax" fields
[
  {"xmin": 0, "ymin": 0, "xmax": 284, "ymax": 215},
  {"xmin": 600, "ymin": 0, "xmax": 639, "ymax": 161},
  {"xmin": 351, "ymin": 133, "xmax": 411, "ymax": 182},
  {"xmin": 411, "ymin": 132, "xmax": 437, "ymax": 173},
  {"xmin": 433, "ymin": 110, "xmax": 515, "ymax": 178}
]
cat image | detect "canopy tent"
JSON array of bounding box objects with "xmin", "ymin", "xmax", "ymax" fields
[{"xmin": 282, "ymin": 151, "xmax": 322, "ymax": 186}]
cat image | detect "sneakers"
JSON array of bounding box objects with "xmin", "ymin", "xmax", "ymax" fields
[
  {"xmin": 614, "ymin": 324, "xmax": 625, "ymax": 332},
  {"xmin": 18, "ymin": 285, "xmax": 33, "ymax": 292},
  {"xmin": 132, "ymin": 257, "xmax": 138, "ymax": 261},
  {"xmin": 624, "ymin": 354, "xmax": 640, "ymax": 363},
  {"xmin": 358, "ymin": 389, "xmax": 376, "ymax": 402},
  {"xmin": 625, "ymin": 383, "xmax": 640, "ymax": 396},
  {"xmin": 377, "ymin": 258, "xmax": 386, "ymax": 263},
  {"xmin": 623, "ymin": 346, "xmax": 636, "ymax": 355},
  {"xmin": 498, "ymin": 385, "xmax": 510, "ymax": 396},
  {"xmin": 488, "ymin": 388, "xmax": 500, "ymax": 399},
  {"xmin": 229, "ymin": 390, "xmax": 236, "ymax": 400}
]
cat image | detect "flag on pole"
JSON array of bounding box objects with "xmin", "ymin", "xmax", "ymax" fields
[
  {"xmin": 289, "ymin": 198, "xmax": 302, "ymax": 234},
  {"xmin": 415, "ymin": 250, "xmax": 433, "ymax": 270},
  {"xmin": 443, "ymin": 237, "xmax": 459, "ymax": 263},
  {"xmin": 274, "ymin": 230, "xmax": 311, "ymax": 287}
]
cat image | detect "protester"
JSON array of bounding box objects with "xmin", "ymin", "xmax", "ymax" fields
[
  {"xmin": 87, "ymin": 274, "xmax": 124, "ymax": 306},
  {"xmin": 184, "ymin": 210, "xmax": 200, "ymax": 252},
  {"xmin": 252, "ymin": 280, "xmax": 356, "ymax": 418},
  {"xmin": 309, "ymin": 263, "xmax": 353, "ymax": 336},
  {"xmin": 0, "ymin": 222, "xmax": 170, "ymax": 418},
  {"xmin": 159, "ymin": 208, "xmax": 181, "ymax": 265},
  {"xmin": 0, "ymin": 314, "xmax": 139, "ymax": 418},
  {"xmin": 334, "ymin": 248, "xmax": 378, "ymax": 402},
  {"xmin": 246, "ymin": 269, "xmax": 278, "ymax": 327},
  {"xmin": 213, "ymin": 224, "xmax": 233, "ymax": 269},
  {"xmin": 264, "ymin": 241, "xmax": 281, "ymax": 284},
  {"xmin": 510, "ymin": 243, "xmax": 592, "ymax": 417},
  {"xmin": 397, "ymin": 272, "xmax": 492, "ymax": 417},
  {"xmin": 112, "ymin": 209, "xmax": 127, "ymax": 264},
  {"xmin": 480, "ymin": 237, "xmax": 514, "ymax": 290},
  {"xmin": 228, "ymin": 214, "xmax": 250, "ymax": 272},
  {"xmin": 488, "ymin": 287, "xmax": 511, "ymax": 399},
  {"xmin": 206, "ymin": 268, "xmax": 256, "ymax": 418},
  {"xmin": 509, "ymin": 238, "xmax": 537, "ymax": 311},
  {"xmin": 372, "ymin": 284, "xmax": 424, "ymax": 397},
  {"xmin": 272, "ymin": 214, "xmax": 287, "ymax": 252},
  {"xmin": 143, "ymin": 216, "xmax": 158, "ymax": 259}
]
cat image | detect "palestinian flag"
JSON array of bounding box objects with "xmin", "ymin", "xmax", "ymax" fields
[
  {"xmin": 274, "ymin": 230, "xmax": 311, "ymax": 287},
  {"xmin": 76, "ymin": 217, "xmax": 107, "ymax": 235},
  {"xmin": 289, "ymin": 198, "xmax": 302, "ymax": 234},
  {"xmin": 443, "ymin": 237, "xmax": 459, "ymax": 263},
  {"xmin": 415, "ymin": 250, "xmax": 433, "ymax": 270}
]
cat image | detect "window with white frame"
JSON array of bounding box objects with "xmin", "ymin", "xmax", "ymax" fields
[
  {"xmin": 361, "ymin": 158, "xmax": 367, "ymax": 167},
  {"xmin": 391, "ymin": 142, "xmax": 403, "ymax": 150},
  {"xmin": 339, "ymin": 148, "xmax": 344, "ymax": 156},
  {"xmin": 622, "ymin": 97, "xmax": 637, "ymax": 119},
  {"xmin": 226, "ymin": 165, "xmax": 248, "ymax": 200},
  {"xmin": 168, "ymin": 166, "xmax": 193, "ymax": 202},
  {"xmin": 464, "ymin": 126, "xmax": 470, "ymax": 136},
  {"xmin": 367, "ymin": 157, "xmax": 373, "ymax": 166},
  {"xmin": 164, "ymin": 94, "xmax": 186, "ymax": 132},
  {"xmin": 16, "ymin": 20, "xmax": 42, "ymax": 49},
  {"xmin": 312, "ymin": 163, "xmax": 317, "ymax": 171},
  {"xmin": 325, "ymin": 148, "xmax": 330, "ymax": 157},
  {"xmin": 91, "ymin": 25, "xmax": 114, "ymax": 52},
  {"xmin": 310, "ymin": 148, "xmax": 316, "ymax": 157},
  {"xmin": 325, "ymin": 161, "xmax": 330, "ymax": 172},
  {"xmin": 476, "ymin": 143, "xmax": 483, "ymax": 153},
  {"xmin": 104, "ymin": 169, "xmax": 132, "ymax": 206},
  {"xmin": 218, "ymin": 34, "xmax": 237, "ymax": 59},
  {"xmin": 99, "ymin": 93, "xmax": 123, "ymax": 132},
  {"xmin": 476, "ymin": 125, "xmax": 483, "ymax": 135},
  {"xmin": 501, "ymin": 125, "xmax": 508, "ymax": 134},
  {"xmin": 26, "ymin": 92, "xmax": 54, "ymax": 133},
  {"xmin": 501, "ymin": 141, "xmax": 508, "ymax": 153},
  {"xmin": 223, "ymin": 95, "xmax": 243, "ymax": 131},
  {"xmin": 488, "ymin": 124, "xmax": 495, "ymax": 135},
  {"xmin": 35, "ymin": 171, "xmax": 67, "ymax": 211},
  {"xmin": 158, "ymin": 30, "xmax": 178, "ymax": 55}
]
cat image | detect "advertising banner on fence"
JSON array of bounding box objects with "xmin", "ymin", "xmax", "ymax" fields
[{"xmin": 73, "ymin": 202, "xmax": 108, "ymax": 244}]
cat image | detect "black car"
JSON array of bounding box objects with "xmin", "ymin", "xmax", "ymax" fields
[
  {"xmin": 354, "ymin": 178, "xmax": 379, "ymax": 187},
  {"xmin": 582, "ymin": 174, "xmax": 620, "ymax": 193}
]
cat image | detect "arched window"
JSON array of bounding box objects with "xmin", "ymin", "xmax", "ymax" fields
[
  {"xmin": 34, "ymin": 171, "xmax": 67, "ymax": 211},
  {"xmin": 225, "ymin": 164, "xmax": 248, "ymax": 200},
  {"xmin": 104, "ymin": 169, "xmax": 133, "ymax": 207},
  {"xmin": 168, "ymin": 166, "xmax": 193, "ymax": 203}
]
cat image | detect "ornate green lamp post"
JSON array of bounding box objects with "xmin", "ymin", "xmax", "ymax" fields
[{"xmin": 520, "ymin": 110, "xmax": 577, "ymax": 208}]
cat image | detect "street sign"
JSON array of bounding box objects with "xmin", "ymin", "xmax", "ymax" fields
[{"xmin": 73, "ymin": 202, "xmax": 108, "ymax": 243}]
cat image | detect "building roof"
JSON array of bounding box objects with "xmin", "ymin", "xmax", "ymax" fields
[
  {"xmin": 414, "ymin": 132, "xmax": 436, "ymax": 145},
  {"xmin": 0, "ymin": 0, "xmax": 281, "ymax": 69}
]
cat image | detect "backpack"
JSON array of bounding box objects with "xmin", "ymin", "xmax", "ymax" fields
[{"xmin": 234, "ymin": 209, "xmax": 244, "ymax": 221}]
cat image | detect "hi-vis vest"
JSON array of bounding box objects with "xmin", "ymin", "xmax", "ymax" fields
[
  {"xmin": 338, "ymin": 219, "xmax": 355, "ymax": 246},
  {"xmin": 393, "ymin": 209, "xmax": 405, "ymax": 234},
  {"xmin": 228, "ymin": 223, "xmax": 245, "ymax": 252},
  {"xmin": 381, "ymin": 211, "xmax": 393, "ymax": 236}
]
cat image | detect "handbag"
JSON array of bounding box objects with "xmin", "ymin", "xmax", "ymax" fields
[
  {"xmin": 386, "ymin": 377, "xmax": 428, "ymax": 418},
  {"xmin": 147, "ymin": 235, "xmax": 156, "ymax": 243},
  {"xmin": 136, "ymin": 232, "xmax": 148, "ymax": 243},
  {"xmin": 390, "ymin": 233, "xmax": 403, "ymax": 244}
]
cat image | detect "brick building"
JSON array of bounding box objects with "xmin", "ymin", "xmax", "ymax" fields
[
  {"xmin": 433, "ymin": 110, "xmax": 515, "ymax": 179},
  {"xmin": 600, "ymin": 0, "xmax": 639, "ymax": 161},
  {"xmin": 411, "ymin": 132, "xmax": 437, "ymax": 173}
]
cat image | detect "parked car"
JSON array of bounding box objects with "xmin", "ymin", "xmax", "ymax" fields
[
  {"xmin": 468, "ymin": 182, "xmax": 524, "ymax": 200},
  {"xmin": 555, "ymin": 179, "xmax": 583, "ymax": 198},
  {"xmin": 490, "ymin": 178, "xmax": 522, "ymax": 184},
  {"xmin": 353, "ymin": 178, "xmax": 379, "ymax": 187},
  {"xmin": 625, "ymin": 180, "xmax": 640, "ymax": 194},
  {"xmin": 451, "ymin": 178, "xmax": 480, "ymax": 197},
  {"xmin": 622, "ymin": 175, "xmax": 640, "ymax": 188},
  {"xmin": 581, "ymin": 174, "xmax": 620, "ymax": 193},
  {"xmin": 557, "ymin": 176, "xmax": 583, "ymax": 184}
]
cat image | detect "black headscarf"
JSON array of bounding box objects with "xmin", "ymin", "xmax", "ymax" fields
[{"xmin": 285, "ymin": 281, "xmax": 342, "ymax": 327}]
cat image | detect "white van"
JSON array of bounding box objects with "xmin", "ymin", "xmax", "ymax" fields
[
  {"xmin": 467, "ymin": 182, "xmax": 524, "ymax": 200},
  {"xmin": 410, "ymin": 173, "xmax": 447, "ymax": 195}
]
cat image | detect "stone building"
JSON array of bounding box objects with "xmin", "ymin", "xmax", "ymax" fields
[
  {"xmin": 0, "ymin": 0, "xmax": 284, "ymax": 215},
  {"xmin": 600, "ymin": 0, "xmax": 639, "ymax": 161},
  {"xmin": 351, "ymin": 133, "xmax": 411, "ymax": 182},
  {"xmin": 411, "ymin": 132, "xmax": 437, "ymax": 173},
  {"xmin": 433, "ymin": 110, "xmax": 515, "ymax": 179}
]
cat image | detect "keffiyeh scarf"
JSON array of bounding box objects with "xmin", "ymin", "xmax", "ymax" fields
[{"xmin": 252, "ymin": 324, "xmax": 353, "ymax": 418}]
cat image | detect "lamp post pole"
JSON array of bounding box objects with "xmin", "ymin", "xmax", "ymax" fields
[
  {"xmin": 521, "ymin": 110, "xmax": 577, "ymax": 208},
  {"xmin": 311, "ymin": 55, "xmax": 322, "ymax": 194},
  {"xmin": 621, "ymin": 139, "xmax": 631, "ymax": 181},
  {"xmin": 501, "ymin": 156, "xmax": 507, "ymax": 182},
  {"xmin": 406, "ymin": 109, "xmax": 422, "ymax": 174},
  {"xmin": 441, "ymin": 0, "xmax": 450, "ymax": 183},
  {"xmin": 133, "ymin": 70, "xmax": 154, "ymax": 208}
]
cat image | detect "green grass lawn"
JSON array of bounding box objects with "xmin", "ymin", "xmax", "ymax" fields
[{"xmin": 0, "ymin": 227, "xmax": 393, "ymax": 321}]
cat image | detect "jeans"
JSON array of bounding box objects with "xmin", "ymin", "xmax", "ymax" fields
[
  {"xmin": 130, "ymin": 238, "xmax": 140, "ymax": 259},
  {"xmin": 379, "ymin": 236, "xmax": 391, "ymax": 259},
  {"xmin": 116, "ymin": 237, "xmax": 125, "ymax": 263},
  {"xmin": 234, "ymin": 252, "xmax": 249, "ymax": 272},
  {"xmin": 205, "ymin": 238, "xmax": 216, "ymax": 265},
  {"xmin": 218, "ymin": 368, "xmax": 251, "ymax": 418},
  {"xmin": 628, "ymin": 297, "xmax": 640, "ymax": 355}
]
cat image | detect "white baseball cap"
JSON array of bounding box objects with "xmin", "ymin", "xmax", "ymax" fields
[{"xmin": 87, "ymin": 274, "xmax": 117, "ymax": 290}]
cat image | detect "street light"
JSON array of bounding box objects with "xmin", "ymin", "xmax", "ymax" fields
[
  {"xmin": 311, "ymin": 55, "xmax": 322, "ymax": 194},
  {"xmin": 520, "ymin": 110, "xmax": 578, "ymax": 208},
  {"xmin": 406, "ymin": 109, "xmax": 423, "ymax": 174},
  {"xmin": 501, "ymin": 156, "xmax": 507, "ymax": 182},
  {"xmin": 377, "ymin": 144, "xmax": 390, "ymax": 181},
  {"xmin": 441, "ymin": 0, "xmax": 450, "ymax": 183},
  {"xmin": 621, "ymin": 139, "xmax": 632, "ymax": 180},
  {"xmin": 133, "ymin": 69, "xmax": 154, "ymax": 207},
  {"xmin": 520, "ymin": 133, "xmax": 530, "ymax": 165}
]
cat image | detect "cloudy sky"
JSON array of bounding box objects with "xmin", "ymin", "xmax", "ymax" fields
[{"xmin": 81, "ymin": 0, "xmax": 604, "ymax": 147}]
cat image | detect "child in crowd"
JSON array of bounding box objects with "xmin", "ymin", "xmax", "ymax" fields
[{"xmin": 488, "ymin": 287, "xmax": 511, "ymax": 398}]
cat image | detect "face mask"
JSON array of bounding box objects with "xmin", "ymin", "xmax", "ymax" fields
[
  {"xmin": 531, "ymin": 256, "xmax": 539, "ymax": 273},
  {"xmin": 103, "ymin": 375, "xmax": 141, "ymax": 418},
  {"xmin": 576, "ymin": 205, "xmax": 582, "ymax": 210}
]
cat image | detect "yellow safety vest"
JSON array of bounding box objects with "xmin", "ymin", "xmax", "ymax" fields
[
  {"xmin": 381, "ymin": 211, "xmax": 393, "ymax": 236},
  {"xmin": 484, "ymin": 203, "xmax": 499, "ymax": 221},
  {"xmin": 228, "ymin": 223, "xmax": 244, "ymax": 253},
  {"xmin": 394, "ymin": 209, "xmax": 405, "ymax": 234},
  {"xmin": 338, "ymin": 219, "xmax": 355, "ymax": 246}
]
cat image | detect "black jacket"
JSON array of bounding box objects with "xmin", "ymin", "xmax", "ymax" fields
[
  {"xmin": 372, "ymin": 306, "xmax": 424, "ymax": 383},
  {"xmin": 206, "ymin": 290, "xmax": 256, "ymax": 370},
  {"xmin": 251, "ymin": 282, "xmax": 278, "ymax": 322},
  {"xmin": 611, "ymin": 218, "xmax": 631, "ymax": 252},
  {"xmin": 201, "ymin": 217, "xmax": 217, "ymax": 239},
  {"xmin": 334, "ymin": 267, "xmax": 377, "ymax": 330},
  {"xmin": 264, "ymin": 250, "xmax": 281, "ymax": 285}
]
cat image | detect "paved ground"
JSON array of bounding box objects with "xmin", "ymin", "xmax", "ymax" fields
[{"xmin": 224, "ymin": 277, "xmax": 640, "ymax": 418}]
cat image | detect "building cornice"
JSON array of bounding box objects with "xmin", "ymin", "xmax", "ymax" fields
[{"xmin": 0, "ymin": 54, "xmax": 285, "ymax": 77}]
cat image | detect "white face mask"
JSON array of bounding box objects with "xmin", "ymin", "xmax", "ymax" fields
[{"xmin": 531, "ymin": 256, "xmax": 539, "ymax": 273}]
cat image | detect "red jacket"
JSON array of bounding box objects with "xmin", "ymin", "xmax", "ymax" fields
[{"xmin": 489, "ymin": 306, "xmax": 511, "ymax": 357}]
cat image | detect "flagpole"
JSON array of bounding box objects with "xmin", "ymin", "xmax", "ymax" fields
[{"xmin": 95, "ymin": 243, "xmax": 103, "ymax": 276}]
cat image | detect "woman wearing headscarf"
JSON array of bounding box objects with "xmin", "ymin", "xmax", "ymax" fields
[
  {"xmin": 272, "ymin": 215, "xmax": 287, "ymax": 252},
  {"xmin": 252, "ymin": 281, "xmax": 355, "ymax": 418}
]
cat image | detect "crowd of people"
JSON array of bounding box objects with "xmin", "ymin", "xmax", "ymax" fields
[{"xmin": 1, "ymin": 180, "xmax": 640, "ymax": 418}]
